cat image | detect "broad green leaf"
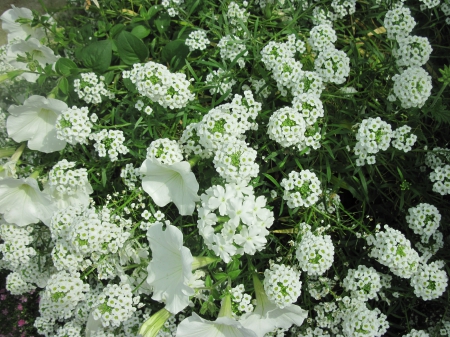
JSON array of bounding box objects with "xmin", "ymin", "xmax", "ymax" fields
[
  {"xmin": 55, "ymin": 58, "xmax": 78, "ymax": 76},
  {"xmin": 116, "ymin": 31, "xmax": 149, "ymax": 65},
  {"xmin": 161, "ymin": 39, "xmax": 189, "ymax": 71},
  {"xmin": 131, "ymin": 25, "xmax": 151, "ymax": 39},
  {"xmin": 154, "ymin": 12, "xmax": 170, "ymax": 34},
  {"xmin": 58, "ymin": 77, "xmax": 69, "ymax": 95},
  {"xmin": 80, "ymin": 39, "xmax": 112, "ymax": 73},
  {"xmin": 110, "ymin": 23, "xmax": 125, "ymax": 39}
]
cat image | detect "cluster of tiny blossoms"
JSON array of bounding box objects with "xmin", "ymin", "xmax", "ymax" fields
[
  {"xmin": 296, "ymin": 224, "xmax": 334, "ymax": 276},
  {"xmin": 405, "ymin": 203, "xmax": 441, "ymax": 243},
  {"xmin": 55, "ymin": 106, "xmax": 95, "ymax": 145},
  {"xmin": 45, "ymin": 159, "xmax": 92, "ymax": 210},
  {"xmin": 429, "ymin": 164, "xmax": 450, "ymax": 195},
  {"xmin": 122, "ymin": 61, "xmax": 195, "ymax": 109},
  {"xmin": 197, "ymin": 184, "xmax": 274, "ymax": 262},
  {"xmin": 264, "ymin": 263, "xmax": 302, "ymax": 309},
  {"xmin": 383, "ymin": 6, "xmax": 416, "ymax": 40},
  {"xmin": 74, "ymin": 72, "xmax": 115, "ymax": 104},
  {"xmin": 394, "ymin": 35, "xmax": 432, "ymax": 68},
  {"xmin": 390, "ymin": 67, "xmax": 432, "ymax": 109},
  {"xmin": 92, "ymin": 283, "xmax": 139, "ymax": 328},
  {"xmin": 146, "ymin": 138, "xmax": 184, "ymax": 165},
  {"xmin": 410, "ymin": 260, "xmax": 448, "ymax": 300},
  {"xmin": 0, "ymin": 223, "xmax": 35, "ymax": 269},
  {"xmin": 353, "ymin": 117, "xmax": 393, "ymax": 166},
  {"xmin": 391, "ymin": 125, "xmax": 417, "ymax": 152},
  {"xmin": 89, "ymin": 129, "xmax": 129, "ymax": 162},
  {"xmin": 280, "ymin": 170, "xmax": 322, "ymax": 208},
  {"xmin": 342, "ymin": 265, "xmax": 382, "ymax": 300},
  {"xmin": 230, "ymin": 284, "xmax": 254, "ymax": 317},
  {"xmin": 367, "ymin": 225, "xmax": 420, "ymax": 278},
  {"xmin": 185, "ymin": 30, "xmax": 210, "ymax": 51}
]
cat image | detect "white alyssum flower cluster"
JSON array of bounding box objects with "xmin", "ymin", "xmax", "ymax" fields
[
  {"xmin": 429, "ymin": 164, "xmax": 450, "ymax": 195},
  {"xmin": 89, "ymin": 129, "xmax": 129, "ymax": 162},
  {"xmin": 45, "ymin": 159, "xmax": 93, "ymax": 210},
  {"xmin": 390, "ymin": 67, "xmax": 432, "ymax": 109},
  {"xmin": 227, "ymin": 1, "xmax": 250, "ymax": 29},
  {"xmin": 267, "ymin": 106, "xmax": 306, "ymax": 149},
  {"xmin": 188, "ymin": 91, "xmax": 260, "ymax": 158},
  {"xmin": 308, "ymin": 24, "xmax": 337, "ymax": 52},
  {"xmin": 391, "ymin": 125, "xmax": 417, "ymax": 152},
  {"xmin": 353, "ymin": 117, "xmax": 393, "ymax": 166},
  {"xmin": 120, "ymin": 163, "xmax": 141, "ymax": 190},
  {"xmin": 122, "ymin": 61, "xmax": 195, "ymax": 109},
  {"xmin": 308, "ymin": 277, "xmax": 336, "ymax": 300},
  {"xmin": 217, "ymin": 35, "xmax": 248, "ymax": 69},
  {"xmin": 263, "ymin": 263, "xmax": 302, "ymax": 309},
  {"xmin": 394, "ymin": 35, "xmax": 432, "ymax": 68},
  {"xmin": 340, "ymin": 297, "xmax": 389, "ymax": 337},
  {"xmin": 49, "ymin": 205, "xmax": 131, "ymax": 277},
  {"xmin": 197, "ymin": 183, "xmax": 274, "ymax": 262},
  {"xmin": 384, "ymin": 6, "xmax": 416, "ymax": 40},
  {"xmin": 403, "ymin": 329, "xmax": 430, "ymax": 337},
  {"xmin": 367, "ymin": 225, "xmax": 420, "ymax": 278},
  {"xmin": 280, "ymin": 170, "xmax": 322, "ymax": 208},
  {"xmin": 146, "ymin": 138, "xmax": 184, "ymax": 165},
  {"xmin": 92, "ymin": 283, "xmax": 139, "ymax": 328},
  {"xmin": 185, "ymin": 30, "xmax": 210, "ymax": 51},
  {"xmin": 314, "ymin": 47, "xmax": 350, "ymax": 85},
  {"xmin": 425, "ymin": 147, "xmax": 450, "ymax": 169},
  {"xmin": 55, "ymin": 106, "xmax": 94, "ymax": 145},
  {"xmin": 261, "ymin": 35, "xmax": 320, "ymax": 97},
  {"xmin": 331, "ymin": 0, "xmax": 357, "ymax": 19},
  {"xmin": 6, "ymin": 271, "xmax": 36, "ymax": 295},
  {"xmin": 213, "ymin": 139, "xmax": 259, "ymax": 184},
  {"xmin": 74, "ymin": 72, "xmax": 115, "ymax": 104},
  {"xmin": 230, "ymin": 284, "xmax": 254, "ymax": 317},
  {"xmin": 0, "ymin": 222, "xmax": 35, "ymax": 269},
  {"xmin": 162, "ymin": 0, "xmax": 185, "ymax": 17},
  {"xmin": 406, "ymin": 203, "xmax": 441, "ymax": 243},
  {"xmin": 410, "ymin": 260, "xmax": 448, "ymax": 300},
  {"xmin": 134, "ymin": 99, "xmax": 153, "ymax": 115},
  {"xmin": 39, "ymin": 271, "xmax": 90, "ymax": 320},
  {"xmin": 342, "ymin": 265, "xmax": 382, "ymax": 300},
  {"xmin": 296, "ymin": 224, "xmax": 334, "ymax": 276}
]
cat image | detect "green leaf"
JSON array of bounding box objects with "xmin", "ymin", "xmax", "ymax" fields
[
  {"xmin": 161, "ymin": 39, "xmax": 189, "ymax": 71},
  {"xmin": 116, "ymin": 31, "xmax": 149, "ymax": 65},
  {"xmin": 228, "ymin": 269, "xmax": 241, "ymax": 280},
  {"xmin": 58, "ymin": 77, "xmax": 69, "ymax": 94},
  {"xmin": 55, "ymin": 58, "xmax": 78, "ymax": 76},
  {"xmin": 80, "ymin": 39, "xmax": 112, "ymax": 73},
  {"xmin": 429, "ymin": 99, "xmax": 450, "ymax": 125},
  {"xmin": 102, "ymin": 168, "xmax": 107, "ymax": 187},
  {"xmin": 154, "ymin": 12, "xmax": 171, "ymax": 34},
  {"xmin": 213, "ymin": 272, "xmax": 227, "ymax": 282},
  {"xmin": 110, "ymin": 23, "xmax": 125, "ymax": 39},
  {"xmin": 262, "ymin": 173, "xmax": 281, "ymax": 189},
  {"xmin": 0, "ymin": 70, "xmax": 25, "ymax": 83},
  {"xmin": 131, "ymin": 25, "xmax": 151, "ymax": 39},
  {"xmin": 144, "ymin": 4, "xmax": 164, "ymax": 20}
]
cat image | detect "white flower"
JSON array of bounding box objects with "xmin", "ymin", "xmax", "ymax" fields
[
  {"xmin": 0, "ymin": 6, "xmax": 47, "ymax": 42},
  {"xmin": 140, "ymin": 158, "xmax": 199, "ymax": 216},
  {"xmin": 146, "ymin": 222, "xmax": 195, "ymax": 314},
  {"xmin": 6, "ymin": 38, "xmax": 58, "ymax": 83},
  {"xmin": 240, "ymin": 274, "xmax": 307, "ymax": 337},
  {"xmin": 7, "ymin": 95, "xmax": 68, "ymax": 153},
  {"xmin": 0, "ymin": 177, "xmax": 55, "ymax": 226},
  {"xmin": 177, "ymin": 296, "xmax": 257, "ymax": 337}
]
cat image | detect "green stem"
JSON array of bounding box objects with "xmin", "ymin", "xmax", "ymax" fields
[{"xmin": 429, "ymin": 83, "xmax": 448, "ymax": 110}]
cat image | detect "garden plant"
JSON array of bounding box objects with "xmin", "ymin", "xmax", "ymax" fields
[{"xmin": 0, "ymin": 0, "xmax": 449, "ymax": 336}]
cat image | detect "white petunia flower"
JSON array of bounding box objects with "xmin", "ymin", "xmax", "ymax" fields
[
  {"xmin": 7, "ymin": 95, "xmax": 67, "ymax": 153},
  {"xmin": 140, "ymin": 158, "xmax": 199, "ymax": 216},
  {"xmin": 240, "ymin": 274, "xmax": 307, "ymax": 337},
  {"xmin": 0, "ymin": 6, "xmax": 47, "ymax": 42},
  {"xmin": 147, "ymin": 222, "xmax": 195, "ymax": 314},
  {"xmin": 0, "ymin": 177, "xmax": 55, "ymax": 226},
  {"xmin": 6, "ymin": 38, "xmax": 58, "ymax": 83},
  {"xmin": 177, "ymin": 295, "xmax": 257, "ymax": 337}
]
